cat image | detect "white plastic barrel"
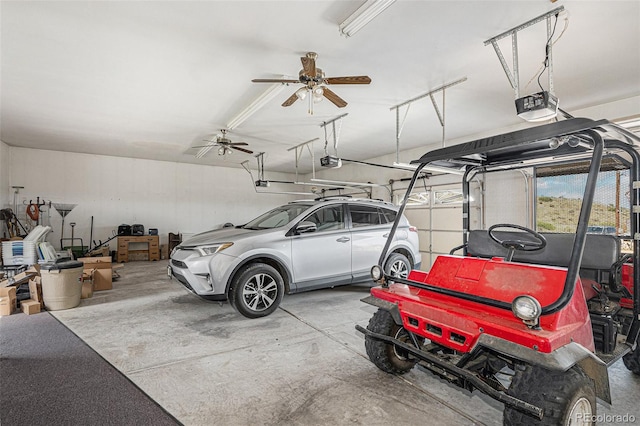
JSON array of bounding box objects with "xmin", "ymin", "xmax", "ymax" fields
[{"xmin": 40, "ymin": 261, "xmax": 84, "ymax": 310}]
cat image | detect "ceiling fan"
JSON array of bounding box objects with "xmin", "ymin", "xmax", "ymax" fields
[
  {"xmin": 252, "ymin": 52, "xmax": 371, "ymax": 110},
  {"xmin": 191, "ymin": 129, "xmax": 254, "ymax": 158}
]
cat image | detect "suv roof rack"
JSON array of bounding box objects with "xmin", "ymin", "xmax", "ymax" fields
[
  {"xmin": 313, "ymin": 195, "xmax": 353, "ymax": 201},
  {"xmin": 289, "ymin": 196, "xmax": 395, "ymax": 206}
]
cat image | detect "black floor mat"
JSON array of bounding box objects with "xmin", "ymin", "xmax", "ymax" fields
[{"xmin": 0, "ymin": 311, "xmax": 181, "ymax": 425}]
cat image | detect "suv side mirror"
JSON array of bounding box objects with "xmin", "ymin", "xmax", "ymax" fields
[{"xmin": 296, "ymin": 221, "xmax": 317, "ymax": 235}]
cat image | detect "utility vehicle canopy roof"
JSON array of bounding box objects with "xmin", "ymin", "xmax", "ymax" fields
[{"xmin": 411, "ymin": 118, "xmax": 638, "ymax": 172}]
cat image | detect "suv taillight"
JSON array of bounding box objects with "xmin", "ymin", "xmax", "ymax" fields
[{"xmin": 409, "ymin": 226, "xmax": 418, "ymax": 232}]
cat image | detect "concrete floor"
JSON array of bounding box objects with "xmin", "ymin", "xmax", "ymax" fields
[{"xmin": 51, "ymin": 260, "xmax": 640, "ymax": 425}]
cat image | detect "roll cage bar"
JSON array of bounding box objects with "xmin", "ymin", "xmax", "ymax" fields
[{"xmin": 378, "ymin": 118, "xmax": 640, "ymax": 347}]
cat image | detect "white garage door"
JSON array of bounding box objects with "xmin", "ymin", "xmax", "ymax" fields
[{"xmin": 401, "ymin": 182, "xmax": 468, "ymax": 271}]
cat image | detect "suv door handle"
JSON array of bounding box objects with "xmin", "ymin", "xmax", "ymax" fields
[
  {"xmin": 383, "ymin": 233, "xmax": 389, "ymax": 238},
  {"xmin": 336, "ymin": 237, "xmax": 350, "ymax": 243}
]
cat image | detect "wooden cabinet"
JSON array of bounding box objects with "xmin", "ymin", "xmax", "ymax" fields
[{"xmin": 117, "ymin": 235, "xmax": 160, "ymax": 262}]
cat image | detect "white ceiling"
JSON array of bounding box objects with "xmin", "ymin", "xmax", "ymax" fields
[{"xmin": 1, "ymin": 1, "xmax": 639, "ymax": 174}]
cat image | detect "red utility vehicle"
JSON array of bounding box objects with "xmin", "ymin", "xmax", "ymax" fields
[{"xmin": 357, "ymin": 118, "xmax": 640, "ymax": 425}]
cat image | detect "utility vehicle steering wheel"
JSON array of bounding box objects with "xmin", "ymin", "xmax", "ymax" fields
[{"xmin": 488, "ymin": 224, "xmax": 546, "ymax": 261}]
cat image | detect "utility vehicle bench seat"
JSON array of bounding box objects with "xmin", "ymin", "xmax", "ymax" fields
[{"xmin": 466, "ymin": 230, "xmax": 620, "ymax": 288}]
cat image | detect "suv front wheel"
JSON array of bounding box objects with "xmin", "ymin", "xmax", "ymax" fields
[{"xmin": 230, "ymin": 263, "xmax": 284, "ymax": 318}]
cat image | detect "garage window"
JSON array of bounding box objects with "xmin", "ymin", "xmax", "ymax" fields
[{"xmin": 536, "ymin": 168, "xmax": 630, "ymax": 235}]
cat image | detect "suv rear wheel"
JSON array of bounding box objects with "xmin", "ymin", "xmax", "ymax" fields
[
  {"xmin": 504, "ymin": 364, "xmax": 595, "ymax": 425},
  {"xmin": 385, "ymin": 253, "xmax": 411, "ymax": 279},
  {"xmin": 230, "ymin": 263, "xmax": 284, "ymax": 319}
]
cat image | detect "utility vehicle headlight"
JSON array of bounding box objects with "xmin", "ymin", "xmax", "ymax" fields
[
  {"xmin": 512, "ymin": 295, "xmax": 542, "ymax": 322},
  {"xmin": 371, "ymin": 265, "xmax": 383, "ymax": 281},
  {"xmin": 196, "ymin": 243, "xmax": 233, "ymax": 256}
]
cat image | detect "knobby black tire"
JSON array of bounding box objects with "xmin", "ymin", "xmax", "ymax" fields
[
  {"xmin": 229, "ymin": 263, "xmax": 284, "ymax": 319},
  {"xmin": 503, "ymin": 365, "xmax": 596, "ymax": 426},
  {"xmin": 365, "ymin": 308, "xmax": 417, "ymax": 374},
  {"xmin": 623, "ymin": 344, "xmax": 640, "ymax": 374}
]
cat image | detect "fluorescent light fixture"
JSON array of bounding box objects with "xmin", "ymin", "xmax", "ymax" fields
[
  {"xmin": 226, "ymin": 80, "xmax": 286, "ymax": 130},
  {"xmin": 195, "ymin": 142, "xmax": 215, "ymax": 159},
  {"xmin": 339, "ymin": 0, "xmax": 396, "ymax": 37},
  {"xmin": 616, "ymin": 116, "xmax": 640, "ymax": 134}
]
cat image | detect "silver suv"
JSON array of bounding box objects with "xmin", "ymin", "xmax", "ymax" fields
[{"xmin": 169, "ymin": 197, "xmax": 421, "ymax": 318}]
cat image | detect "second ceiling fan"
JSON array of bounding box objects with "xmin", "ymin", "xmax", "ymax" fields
[
  {"xmin": 192, "ymin": 129, "xmax": 254, "ymax": 157},
  {"xmin": 252, "ymin": 52, "xmax": 371, "ymax": 110}
]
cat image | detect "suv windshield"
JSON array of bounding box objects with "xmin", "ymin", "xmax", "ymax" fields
[{"xmin": 243, "ymin": 203, "xmax": 313, "ymax": 230}]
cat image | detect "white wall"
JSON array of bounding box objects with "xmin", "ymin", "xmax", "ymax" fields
[
  {"xmin": 8, "ymin": 148, "xmax": 298, "ymax": 251},
  {"xmin": 0, "ymin": 141, "xmax": 10, "ymax": 210}
]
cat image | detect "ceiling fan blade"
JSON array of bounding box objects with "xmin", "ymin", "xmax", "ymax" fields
[
  {"xmin": 190, "ymin": 143, "xmax": 219, "ymax": 149},
  {"xmin": 301, "ymin": 55, "xmax": 316, "ymax": 78},
  {"xmin": 227, "ymin": 142, "xmax": 249, "ymax": 146},
  {"xmin": 322, "ymin": 87, "xmax": 348, "ymax": 108},
  {"xmin": 282, "ymin": 92, "xmax": 299, "ymax": 107},
  {"xmin": 252, "ymin": 78, "xmax": 299, "ymax": 84},
  {"xmin": 232, "ymin": 146, "xmax": 254, "ymax": 154},
  {"xmin": 324, "ymin": 76, "xmax": 371, "ymax": 85}
]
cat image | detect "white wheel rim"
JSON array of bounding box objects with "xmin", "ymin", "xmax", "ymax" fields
[{"xmin": 567, "ymin": 396, "xmax": 592, "ymax": 425}]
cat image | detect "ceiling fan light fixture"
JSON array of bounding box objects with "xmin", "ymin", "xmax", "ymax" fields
[
  {"xmin": 218, "ymin": 146, "xmax": 226, "ymax": 156},
  {"xmin": 312, "ymin": 86, "xmax": 324, "ymax": 103},
  {"xmin": 226, "ymin": 80, "xmax": 286, "ymax": 130},
  {"xmin": 295, "ymin": 87, "xmax": 308, "ymax": 100},
  {"xmin": 339, "ymin": 0, "xmax": 396, "ymax": 37}
]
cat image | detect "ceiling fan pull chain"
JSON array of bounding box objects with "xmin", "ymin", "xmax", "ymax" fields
[{"xmin": 333, "ymin": 119, "xmax": 342, "ymax": 156}]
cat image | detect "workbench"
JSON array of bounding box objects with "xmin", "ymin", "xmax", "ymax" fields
[{"xmin": 117, "ymin": 235, "xmax": 160, "ymax": 262}]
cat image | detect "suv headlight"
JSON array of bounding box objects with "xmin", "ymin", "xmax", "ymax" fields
[{"xmin": 196, "ymin": 242, "xmax": 233, "ymax": 256}]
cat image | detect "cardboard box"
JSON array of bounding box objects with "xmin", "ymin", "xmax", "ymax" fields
[
  {"xmin": 81, "ymin": 271, "xmax": 94, "ymax": 299},
  {"xmin": 84, "ymin": 246, "xmax": 110, "ymax": 257},
  {"xmin": 91, "ymin": 269, "xmax": 112, "ymax": 291},
  {"xmin": 81, "ymin": 281, "xmax": 94, "ymax": 299},
  {"xmin": 0, "ymin": 270, "xmax": 38, "ymax": 288},
  {"xmin": 78, "ymin": 257, "xmax": 112, "ymax": 291},
  {"xmin": 26, "ymin": 265, "xmax": 41, "ymax": 274},
  {"xmin": 28, "ymin": 277, "xmax": 43, "ymax": 304},
  {"xmin": 0, "ymin": 287, "xmax": 17, "ymax": 316},
  {"xmin": 21, "ymin": 298, "xmax": 41, "ymax": 315},
  {"xmin": 77, "ymin": 256, "xmax": 112, "ymax": 267}
]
